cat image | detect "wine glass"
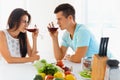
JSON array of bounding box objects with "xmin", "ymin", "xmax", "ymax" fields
[
  {"xmin": 47, "ymin": 22, "xmax": 58, "ymax": 33},
  {"xmin": 81, "ymin": 57, "xmax": 92, "ymax": 70},
  {"xmin": 26, "ymin": 24, "xmax": 37, "ymax": 32},
  {"xmin": 26, "ymin": 24, "xmax": 43, "ymax": 39}
]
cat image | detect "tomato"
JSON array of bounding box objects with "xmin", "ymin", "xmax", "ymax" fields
[
  {"xmin": 45, "ymin": 75, "xmax": 54, "ymax": 80},
  {"xmin": 65, "ymin": 71, "xmax": 71, "ymax": 75},
  {"xmin": 56, "ymin": 60, "xmax": 64, "ymax": 68},
  {"xmin": 62, "ymin": 66, "xmax": 71, "ymax": 72}
]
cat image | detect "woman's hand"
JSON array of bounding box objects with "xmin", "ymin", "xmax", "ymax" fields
[
  {"xmin": 32, "ymin": 28, "xmax": 39, "ymax": 39},
  {"xmin": 32, "ymin": 54, "xmax": 40, "ymax": 61}
]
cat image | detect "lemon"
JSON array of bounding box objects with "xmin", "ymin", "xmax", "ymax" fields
[
  {"xmin": 54, "ymin": 72, "xmax": 65, "ymax": 78},
  {"xmin": 65, "ymin": 74, "xmax": 76, "ymax": 80},
  {"xmin": 38, "ymin": 73, "xmax": 46, "ymax": 80}
]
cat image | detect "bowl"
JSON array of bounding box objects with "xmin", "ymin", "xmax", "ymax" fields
[{"xmin": 48, "ymin": 27, "xmax": 58, "ymax": 33}]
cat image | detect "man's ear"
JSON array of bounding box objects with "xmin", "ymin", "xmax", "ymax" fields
[{"xmin": 68, "ymin": 15, "xmax": 73, "ymax": 20}]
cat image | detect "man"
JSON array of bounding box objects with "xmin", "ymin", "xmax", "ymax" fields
[{"xmin": 48, "ymin": 3, "xmax": 99, "ymax": 63}]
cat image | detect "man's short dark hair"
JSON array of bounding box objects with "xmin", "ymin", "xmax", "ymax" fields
[{"xmin": 54, "ymin": 3, "xmax": 75, "ymax": 21}]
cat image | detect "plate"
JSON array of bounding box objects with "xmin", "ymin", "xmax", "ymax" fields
[
  {"xmin": 79, "ymin": 70, "xmax": 91, "ymax": 80},
  {"xmin": 80, "ymin": 75, "xmax": 91, "ymax": 80}
]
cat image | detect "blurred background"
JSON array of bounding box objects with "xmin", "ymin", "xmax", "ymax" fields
[{"xmin": 0, "ymin": 0, "xmax": 120, "ymax": 61}]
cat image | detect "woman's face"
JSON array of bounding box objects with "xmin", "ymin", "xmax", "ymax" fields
[{"xmin": 18, "ymin": 15, "xmax": 29, "ymax": 33}]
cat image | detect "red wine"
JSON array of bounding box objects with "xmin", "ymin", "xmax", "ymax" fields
[
  {"xmin": 48, "ymin": 27, "xmax": 58, "ymax": 33},
  {"xmin": 26, "ymin": 28, "xmax": 37, "ymax": 32}
]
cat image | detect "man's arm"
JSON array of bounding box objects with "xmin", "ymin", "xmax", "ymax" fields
[
  {"xmin": 66, "ymin": 46, "xmax": 88, "ymax": 63},
  {"xmin": 52, "ymin": 37, "xmax": 68, "ymax": 60}
]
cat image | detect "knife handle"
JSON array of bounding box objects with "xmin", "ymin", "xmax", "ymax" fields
[
  {"xmin": 99, "ymin": 37, "xmax": 109, "ymax": 57},
  {"xmin": 104, "ymin": 37, "xmax": 109, "ymax": 56},
  {"xmin": 99, "ymin": 38, "xmax": 104, "ymax": 56}
]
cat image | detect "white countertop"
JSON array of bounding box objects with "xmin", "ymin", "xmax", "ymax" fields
[
  {"xmin": 0, "ymin": 60, "xmax": 82, "ymax": 80},
  {"xmin": 0, "ymin": 62, "xmax": 37, "ymax": 80}
]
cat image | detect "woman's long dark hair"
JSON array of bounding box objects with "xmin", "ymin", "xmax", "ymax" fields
[{"xmin": 7, "ymin": 8, "xmax": 31, "ymax": 57}]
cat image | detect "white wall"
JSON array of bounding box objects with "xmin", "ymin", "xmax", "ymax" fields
[
  {"xmin": 0, "ymin": 0, "xmax": 120, "ymax": 61},
  {"xmin": 0, "ymin": 0, "xmax": 28, "ymax": 29},
  {"xmin": 0, "ymin": 0, "xmax": 83, "ymax": 61},
  {"xmin": 26, "ymin": 0, "xmax": 83, "ymax": 61}
]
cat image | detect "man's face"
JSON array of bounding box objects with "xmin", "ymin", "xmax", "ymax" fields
[{"xmin": 56, "ymin": 11, "xmax": 70, "ymax": 30}]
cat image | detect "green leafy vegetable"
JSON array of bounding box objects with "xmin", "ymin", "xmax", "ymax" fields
[
  {"xmin": 34, "ymin": 59, "xmax": 61, "ymax": 76},
  {"xmin": 40, "ymin": 59, "xmax": 47, "ymax": 63},
  {"xmin": 33, "ymin": 59, "xmax": 47, "ymax": 72},
  {"xmin": 79, "ymin": 69, "xmax": 91, "ymax": 78}
]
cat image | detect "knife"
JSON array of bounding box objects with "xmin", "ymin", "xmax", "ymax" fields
[
  {"xmin": 99, "ymin": 37, "xmax": 109, "ymax": 57},
  {"xmin": 102, "ymin": 38, "xmax": 106, "ymax": 56},
  {"xmin": 99, "ymin": 37, "xmax": 104, "ymax": 57},
  {"xmin": 104, "ymin": 37, "xmax": 109, "ymax": 56}
]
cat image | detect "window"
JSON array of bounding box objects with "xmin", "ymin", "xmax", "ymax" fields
[{"xmin": 85, "ymin": 0, "xmax": 120, "ymax": 60}]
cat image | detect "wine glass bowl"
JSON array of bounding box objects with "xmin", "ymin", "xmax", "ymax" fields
[
  {"xmin": 47, "ymin": 27, "xmax": 58, "ymax": 33},
  {"xmin": 47, "ymin": 22, "xmax": 58, "ymax": 33},
  {"xmin": 26, "ymin": 24, "xmax": 37, "ymax": 32},
  {"xmin": 26, "ymin": 28, "xmax": 37, "ymax": 32},
  {"xmin": 81, "ymin": 57, "xmax": 92, "ymax": 70}
]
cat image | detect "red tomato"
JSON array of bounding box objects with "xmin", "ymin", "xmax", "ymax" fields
[
  {"xmin": 62, "ymin": 66, "xmax": 71, "ymax": 72},
  {"xmin": 56, "ymin": 60, "xmax": 64, "ymax": 67},
  {"xmin": 45, "ymin": 75, "xmax": 54, "ymax": 80},
  {"xmin": 65, "ymin": 71, "xmax": 71, "ymax": 75}
]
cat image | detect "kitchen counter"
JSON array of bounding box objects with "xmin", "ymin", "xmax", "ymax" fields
[{"xmin": 0, "ymin": 60, "xmax": 82, "ymax": 80}]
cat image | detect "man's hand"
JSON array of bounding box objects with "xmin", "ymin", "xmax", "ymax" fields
[
  {"xmin": 49, "ymin": 31, "xmax": 58, "ymax": 40},
  {"xmin": 64, "ymin": 54, "xmax": 71, "ymax": 60}
]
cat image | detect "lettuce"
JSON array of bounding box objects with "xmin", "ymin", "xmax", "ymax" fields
[
  {"xmin": 79, "ymin": 69, "xmax": 91, "ymax": 78},
  {"xmin": 34, "ymin": 59, "xmax": 60, "ymax": 75}
]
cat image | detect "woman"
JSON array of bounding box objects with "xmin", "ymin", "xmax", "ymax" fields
[{"xmin": 0, "ymin": 8, "xmax": 40, "ymax": 63}]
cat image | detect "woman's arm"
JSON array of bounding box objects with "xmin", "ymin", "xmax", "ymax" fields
[
  {"xmin": 27, "ymin": 29, "xmax": 39, "ymax": 57},
  {"xmin": 0, "ymin": 31, "xmax": 39, "ymax": 63}
]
